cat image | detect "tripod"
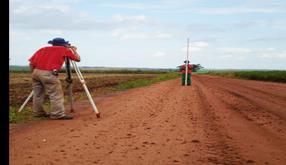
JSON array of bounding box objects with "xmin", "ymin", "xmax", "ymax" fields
[{"xmin": 18, "ymin": 59, "xmax": 101, "ymax": 118}]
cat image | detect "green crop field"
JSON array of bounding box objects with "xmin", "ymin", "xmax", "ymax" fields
[{"xmin": 204, "ymin": 70, "xmax": 286, "ymax": 83}]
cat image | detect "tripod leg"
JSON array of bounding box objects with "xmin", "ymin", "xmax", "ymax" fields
[
  {"xmin": 65, "ymin": 58, "xmax": 74, "ymax": 113},
  {"xmin": 82, "ymin": 83, "xmax": 101, "ymax": 118},
  {"xmin": 18, "ymin": 90, "xmax": 34, "ymax": 112},
  {"xmin": 68, "ymin": 84, "xmax": 74, "ymax": 112},
  {"xmin": 71, "ymin": 61, "xmax": 101, "ymax": 118}
]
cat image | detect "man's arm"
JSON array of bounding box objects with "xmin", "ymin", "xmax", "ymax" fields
[
  {"xmin": 29, "ymin": 62, "xmax": 35, "ymax": 71},
  {"xmin": 67, "ymin": 45, "xmax": 81, "ymax": 62}
]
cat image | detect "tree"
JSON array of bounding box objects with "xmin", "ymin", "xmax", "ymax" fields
[
  {"xmin": 191, "ymin": 64, "xmax": 203, "ymax": 72},
  {"xmin": 176, "ymin": 64, "xmax": 204, "ymax": 72}
]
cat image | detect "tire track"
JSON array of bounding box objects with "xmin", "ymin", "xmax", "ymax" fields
[
  {"xmin": 193, "ymin": 80, "xmax": 248, "ymax": 165},
  {"xmin": 194, "ymin": 75, "xmax": 286, "ymax": 164},
  {"xmin": 196, "ymin": 75, "xmax": 286, "ymax": 139}
]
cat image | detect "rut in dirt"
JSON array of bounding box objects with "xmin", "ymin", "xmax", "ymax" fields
[{"xmin": 10, "ymin": 75, "xmax": 286, "ymax": 165}]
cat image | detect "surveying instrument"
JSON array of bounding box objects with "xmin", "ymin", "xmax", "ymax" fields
[{"xmin": 18, "ymin": 48, "xmax": 101, "ymax": 118}]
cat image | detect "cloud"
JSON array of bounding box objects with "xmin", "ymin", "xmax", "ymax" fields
[
  {"xmin": 9, "ymin": 30, "xmax": 32, "ymax": 41},
  {"xmin": 194, "ymin": 6, "xmax": 286, "ymax": 14},
  {"xmin": 181, "ymin": 41, "xmax": 209, "ymax": 52},
  {"xmin": 218, "ymin": 47, "xmax": 252, "ymax": 54},
  {"xmin": 10, "ymin": 0, "xmax": 173, "ymax": 42},
  {"xmin": 186, "ymin": 23, "xmax": 226, "ymax": 33},
  {"xmin": 39, "ymin": 29, "xmax": 64, "ymax": 35},
  {"xmin": 111, "ymin": 28, "xmax": 173, "ymax": 40},
  {"xmin": 153, "ymin": 51, "xmax": 167, "ymax": 57},
  {"xmin": 231, "ymin": 19, "xmax": 286, "ymax": 30},
  {"xmin": 220, "ymin": 54, "xmax": 235, "ymax": 58},
  {"xmin": 99, "ymin": 1, "xmax": 196, "ymax": 11},
  {"xmin": 12, "ymin": 4, "xmax": 71, "ymax": 15},
  {"xmin": 154, "ymin": 33, "xmax": 172, "ymax": 39},
  {"xmin": 10, "ymin": 0, "xmax": 116, "ymax": 31},
  {"xmin": 99, "ymin": 2, "xmax": 147, "ymax": 10},
  {"xmin": 192, "ymin": 41, "xmax": 208, "ymax": 47},
  {"xmin": 259, "ymin": 53, "xmax": 286, "ymax": 59},
  {"xmin": 217, "ymin": 46, "xmax": 286, "ymax": 60},
  {"xmin": 10, "ymin": 0, "xmax": 158, "ymax": 32},
  {"xmin": 99, "ymin": 1, "xmax": 286, "ymax": 14},
  {"xmin": 255, "ymin": 48, "xmax": 286, "ymax": 59},
  {"xmin": 112, "ymin": 14, "xmax": 149, "ymax": 25}
]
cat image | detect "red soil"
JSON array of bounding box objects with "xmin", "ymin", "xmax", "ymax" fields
[{"xmin": 10, "ymin": 75, "xmax": 286, "ymax": 165}]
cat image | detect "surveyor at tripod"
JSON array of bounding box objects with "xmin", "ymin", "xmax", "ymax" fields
[
  {"xmin": 28, "ymin": 37, "xmax": 80, "ymax": 120},
  {"xmin": 179, "ymin": 60, "xmax": 193, "ymax": 86}
]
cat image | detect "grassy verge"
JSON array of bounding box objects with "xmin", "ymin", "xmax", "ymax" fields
[
  {"xmin": 9, "ymin": 103, "xmax": 51, "ymax": 123},
  {"xmin": 205, "ymin": 70, "xmax": 286, "ymax": 83},
  {"xmin": 116, "ymin": 72, "xmax": 180, "ymax": 90},
  {"xmin": 10, "ymin": 107, "xmax": 35, "ymax": 123}
]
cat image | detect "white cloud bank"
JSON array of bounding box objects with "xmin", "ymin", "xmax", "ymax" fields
[
  {"xmin": 153, "ymin": 51, "xmax": 167, "ymax": 57},
  {"xmin": 217, "ymin": 47, "xmax": 286, "ymax": 60},
  {"xmin": 111, "ymin": 28, "xmax": 173, "ymax": 40},
  {"xmin": 99, "ymin": 1, "xmax": 286, "ymax": 14},
  {"xmin": 112, "ymin": 14, "xmax": 148, "ymax": 24},
  {"xmin": 181, "ymin": 41, "xmax": 209, "ymax": 52},
  {"xmin": 194, "ymin": 6, "xmax": 286, "ymax": 14},
  {"xmin": 217, "ymin": 47, "xmax": 252, "ymax": 54}
]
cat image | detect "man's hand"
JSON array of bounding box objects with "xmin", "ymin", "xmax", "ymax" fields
[
  {"xmin": 69, "ymin": 46, "xmax": 77, "ymax": 51},
  {"xmin": 66, "ymin": 45, "xmax": 77, "ymax": 50},
  {"xmin": 66, "ymin": 45, "xmax": 81, "ymax": 62}
]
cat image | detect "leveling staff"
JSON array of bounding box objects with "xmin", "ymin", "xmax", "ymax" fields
[{"xmin": 28, "ymin": 38, "xmax": 80, "ymax": 120}]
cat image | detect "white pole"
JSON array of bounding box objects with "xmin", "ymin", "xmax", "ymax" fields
[
  {"xmin": 185, "ymin": 38, "xmax": 190, "ymax": 86},
  {"xmin": 71, "ymin": 61, "xmax": 100, "ymax": 118},
  {"xmin": 18, "ymin": 90, "xmax": 34, "ymax": 112}
]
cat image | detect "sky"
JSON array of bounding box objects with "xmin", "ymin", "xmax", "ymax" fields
[{"xmin": 9, "ymin": 0, "xmax": 286, "ymax": 69}]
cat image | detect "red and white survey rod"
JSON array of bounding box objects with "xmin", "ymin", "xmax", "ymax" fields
[{"xmin": 185, "ymin": 38, "xmax": 190, "ymax": 86}]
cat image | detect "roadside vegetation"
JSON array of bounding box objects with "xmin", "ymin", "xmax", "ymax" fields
[
  {"xmin": 117, "ymin": 72, "xmax": 180, "ymax": 90},
  {"xmin": 9, "ymin": 104, "xmax": 51, "ymax": 123},
  {"xmin": 204, "ymin": 70, "xmax": 286, "ymax": 83}
]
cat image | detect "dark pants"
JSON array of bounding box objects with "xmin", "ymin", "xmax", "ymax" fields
[{"xmin": 181, "ymin": 73, "xmax": 191, "ymax": 86}]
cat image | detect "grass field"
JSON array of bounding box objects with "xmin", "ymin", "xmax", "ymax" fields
[
  {"xmin": 9, "ymin": 71, "xmax": 180, "ymax": 123},
  {"xmin": 204, "ymin": 70, "xmax": 286, "ymax": 83}
]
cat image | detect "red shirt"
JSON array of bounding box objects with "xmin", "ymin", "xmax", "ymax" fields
[
  {"xmin": 29, "ymin": 46, "xmax": 79, "ymax": 70},
  {"xmin": 180, "ymin": 64, "xmax": 192, "ymax": 74}
]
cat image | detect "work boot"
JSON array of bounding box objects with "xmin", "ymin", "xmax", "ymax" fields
[
  {"xmin": 33, "ymin": 113, "xmax": 50, "ymax": 118},
  {"xmin": 53, "ymin": 115, "xmax": 73, "ymax": 120}
]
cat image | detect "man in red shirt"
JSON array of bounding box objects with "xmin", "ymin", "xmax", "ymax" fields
[
  {"xmin": 29, "ymin": 38, "xmax": 80, "ymax": 120},
  {"xmin": 179, "ymin": 60, "xmax": 192, "ymax": 86}
]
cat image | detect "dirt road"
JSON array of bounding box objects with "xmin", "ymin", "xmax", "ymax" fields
[{"xmin": 10, "ymin": 75, "xmax": 286, "ymax": 165}]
